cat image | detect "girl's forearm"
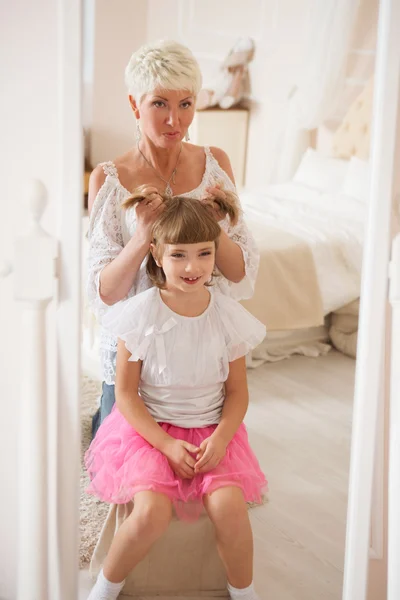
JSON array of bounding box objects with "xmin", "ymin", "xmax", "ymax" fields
[
  {"xmin": 116, "ymin": 390, "xmax": 172, "ymax": 452},
  {"xmin": 215, "ymin": 229, "xmax": 245, "ymax": 283},
  {"xmin": 99, "ymin": 233, "xmax": 150, "ymax": 305},
  {"xmin": 213, "ymin": 390, "xmax": 249, "ymax": 445}
]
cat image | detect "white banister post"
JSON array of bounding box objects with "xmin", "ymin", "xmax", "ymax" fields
[
  {"xmin": 388, "ymin": 232, "xmax": 400, "ymax": 600},
  {"xmin": 1, "ymin": 179, "xmax": 58, "ymax": 600},
  {"xmin": 17, "ymin": 301, "xmax": 50, "ymax": 600}
]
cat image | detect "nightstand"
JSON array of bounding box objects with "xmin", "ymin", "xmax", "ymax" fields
[{"xmin": 191, "ymin": 108, "xmax": 249, "ymax": 189}]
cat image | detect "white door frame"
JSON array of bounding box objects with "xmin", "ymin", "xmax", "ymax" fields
[
  {"xmin": 342, "ymin": 0, "xmax": 400, "ymax": 598},
  {"xmin": 55, "ymin": 1, "xmax": 83, "ymax": 598}
]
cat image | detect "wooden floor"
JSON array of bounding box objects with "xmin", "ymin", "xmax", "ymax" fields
[
  {"xmin": 247, "ymin": 350, "xmax": 354, "ymax": 600},
  {"xmin": 80, "ymin": 350, "xmax": 355, "ymax": 600}
]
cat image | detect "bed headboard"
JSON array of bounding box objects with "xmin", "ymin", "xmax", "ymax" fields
[{"xmin": 331, "ymin": 78, "xmax": 374, "ymax": 160}]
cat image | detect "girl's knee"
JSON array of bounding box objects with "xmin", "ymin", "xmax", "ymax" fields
[
  {"xmin": 204, "ymin": 487, "xmax": 249, "ymax": 531},
  {"xmin": 131, "ymin": 493, "xmax": 172, "ymax": 537}
]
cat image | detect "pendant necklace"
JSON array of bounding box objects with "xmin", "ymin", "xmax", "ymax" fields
[{"xmin": 137, "ymin": 142, "xmax": 182, "ymax": 197}]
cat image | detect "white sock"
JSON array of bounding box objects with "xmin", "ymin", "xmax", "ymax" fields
[
  {"xmin": 227, "ymin": 581, "xmax": 260, "ymax": 600},
  {"xmin": 87, "ymin": 569, "xmax": 125, "ymax": 600}
]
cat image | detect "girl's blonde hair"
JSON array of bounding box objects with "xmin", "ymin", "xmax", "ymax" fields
[
  {"xmin": 125, "ymin": 40, "xmax": 202, "ymax": 104},
  {"xmin": 123, "ymin": 187, "xmax": 239, "ymax": 288}
]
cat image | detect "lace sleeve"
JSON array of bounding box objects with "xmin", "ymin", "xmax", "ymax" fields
[
  {"xmin": 204, "ymin": 147, "xmax": 259, "ymax": 300},
  {"xmin": 87, "ymin": 179, "xmax": 124, "ymax": 318},
  {"xmin": 221, "ymin": 209, "xmax": 260, "ymax": 301}
]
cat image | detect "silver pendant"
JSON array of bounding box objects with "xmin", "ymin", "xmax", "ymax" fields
[{"xmin": 165, "ymin": 183, "xmax": 173, "ymax": 196}]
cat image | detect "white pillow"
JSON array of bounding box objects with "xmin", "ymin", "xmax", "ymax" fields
[
  {"xmin": 342, "ymin": 156, "xmax": 370, "ymax": 203},
  {"xmin": 293, "ymin": 148, "xmax": 349, "ymax": 192}
]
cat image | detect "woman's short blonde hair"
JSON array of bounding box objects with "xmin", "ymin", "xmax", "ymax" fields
[{"xmin": 125, "ymin": 40, "xmax": 202, "ymax": 103}]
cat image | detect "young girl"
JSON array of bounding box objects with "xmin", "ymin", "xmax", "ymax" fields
[{"xmin": 85, "ymin": 189, "xmax": 267, "ymax": 600}]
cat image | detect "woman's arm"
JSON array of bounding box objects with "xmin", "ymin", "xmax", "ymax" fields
[
  {"xmin": 99, "ymin": 234, "xmax": 152, "ymax": 305},
  {"xmin": 206, "ymin": 147, "xmax": 252, "ymax": 285},
  {"xmin": 207, "ymin": 147, "xmax": 245, "ymax": 283},
  {"xmin": 215, "ymin": 229, "xmax": 246, "ymax": 283},
  {"xmin": 115, "ymin": 339, "xmax": 172, "ymax": 452},
  {"xmin": 88, "ymin": 165, "xmax": 106, "ymax": 215},
  {"xmin": 88, "ymin": 167, "xmax": 162, "ymax": 307},
  {"xmin": 213, "ymin": 356, "xmax": 249, "ymax": 445},
  {"xmin": 88, "ymin": 166, "xmax": 149, "ymax": 306}
]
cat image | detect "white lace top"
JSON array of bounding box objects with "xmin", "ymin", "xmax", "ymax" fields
[
  {"xmin": 103, "ymin": 287, "xmax": 266, "ymax": 427},
  {"xmin": 87, "ymin": 146, "xmax": 259, "ymax": 385}
]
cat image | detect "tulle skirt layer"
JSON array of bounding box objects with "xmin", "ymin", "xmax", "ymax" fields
[{"xmin": 85, "ymin": 408, "xmax": 268, "ymax": 521}]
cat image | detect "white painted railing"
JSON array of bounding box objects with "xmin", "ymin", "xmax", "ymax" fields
[{"xmin": 0, "ymin": 179, "xmax": 58, "ymax": 600}]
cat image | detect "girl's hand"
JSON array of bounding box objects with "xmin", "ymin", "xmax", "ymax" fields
[
  {"xmin": 135, "ymin": 186, "xmax": 164, "ymax": 241},
  {"xmin": 204, "ymin": 184, "xmax": 228, "ymax": 222},
  {"xmin": 194, "ymin": 434, "xmax": 227, "ymax": 474},
  {"xmin": 161, "ymin": 438, "xmax": 200, "ymax": 479}
]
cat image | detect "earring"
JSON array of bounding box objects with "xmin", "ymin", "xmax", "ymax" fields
[
  {"xmin": 185, "ymin": 129, "xmax": 190, "ymax": 142},
  {"xmin": 136, "ymin": 120, "xmax": 142, "ymax": 143}
]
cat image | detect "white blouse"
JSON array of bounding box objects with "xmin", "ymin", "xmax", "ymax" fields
[
  {"xmin": 103, "ymin": 287, "xmax": 266, "ymax": 428},
  {"xmin": 87, "ymin": 146, "xmax": 260, "ymax": 385}
]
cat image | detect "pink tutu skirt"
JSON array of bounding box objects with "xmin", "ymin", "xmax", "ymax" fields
[{"xmin": 85, "ymin": 408, "xmax": 268, "ymax": 521}]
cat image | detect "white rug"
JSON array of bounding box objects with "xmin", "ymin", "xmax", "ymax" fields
[{"xmin": 80, "ymin": 377, "xmax": 109, "ymax": 568}]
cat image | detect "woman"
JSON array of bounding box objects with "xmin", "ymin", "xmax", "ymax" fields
[{"xmin": 87, "ymin": 39, "xmax": 259, "ymax": 437}]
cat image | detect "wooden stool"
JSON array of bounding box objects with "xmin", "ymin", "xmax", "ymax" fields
[{"xmin": 90, "ymin": 502, "xmax": 229, "ymax": 597}]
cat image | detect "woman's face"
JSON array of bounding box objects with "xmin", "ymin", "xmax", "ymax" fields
[{"xmin": 133, "ymin": 89, "xmax": 196, "ymax": 148}]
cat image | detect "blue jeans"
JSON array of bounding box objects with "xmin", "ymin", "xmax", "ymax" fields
[{"xmin": 91, "ymin": 382, "xmax": 115, "ymax": 438}]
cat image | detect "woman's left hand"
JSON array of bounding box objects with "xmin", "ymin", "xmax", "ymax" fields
[
  {"xmin": 194, "ymin": 433, "xmax": 227, "ymax": 474},
  {"xmin": 204, "ymin": 184, "xmax": 228, "ymax": 222}
]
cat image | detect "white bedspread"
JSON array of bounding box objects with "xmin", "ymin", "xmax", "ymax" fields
[{"xmin": 241, "ymin": 183, "xmax": 365, "ymax": 316}]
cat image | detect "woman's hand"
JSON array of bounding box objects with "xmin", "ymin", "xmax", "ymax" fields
[
  {"xmin": 135, "ymin": 186, "xmax": 164, "ymax": 241},
  {"xmin": 161, "ymin": 438, "xmax": 200, "ymax": 479},
  {"xmin": 194, "ymin": 433, "xmax": 227, "ymax": 474},
  {"xmin": 204, "ymin": 184, "xmax": 228, "ymax": 222}
]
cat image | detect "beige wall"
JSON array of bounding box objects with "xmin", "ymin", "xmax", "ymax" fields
[
  {"xmin": 90, "ymin": 0, "xmax": 148, "ymax": 166},
  {"xmin": 86, "ymin": 0, "xmax": 315, "ymax": 183},
  {"xmin": 146, "ymin": 0, "xmax": 313, "ymax": 186},
  {"xmin": 88, "ymin": 0, "xmax": 377, "ymax": 185}
]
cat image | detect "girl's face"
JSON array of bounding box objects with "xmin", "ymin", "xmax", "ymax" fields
[
  {"xmin": 154, "ymin": 241, "xmax": 216, "ymax": 293},
  {"xmin": 132, "ymin": 89, "xmax": 195, "ymax": 148}
]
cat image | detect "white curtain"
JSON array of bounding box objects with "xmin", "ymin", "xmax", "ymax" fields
[{"xmin": 276, "ymin": 0, "xmax": 361, "ymax": 182}]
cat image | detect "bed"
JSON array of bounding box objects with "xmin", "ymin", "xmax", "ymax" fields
[
  {"xmin": 241, "ymin": 178, "xmax": 365, "ymax": 364},
  {"xmin": 241, "ymin": 79, "xmax": 373, "ymax": 364}
]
